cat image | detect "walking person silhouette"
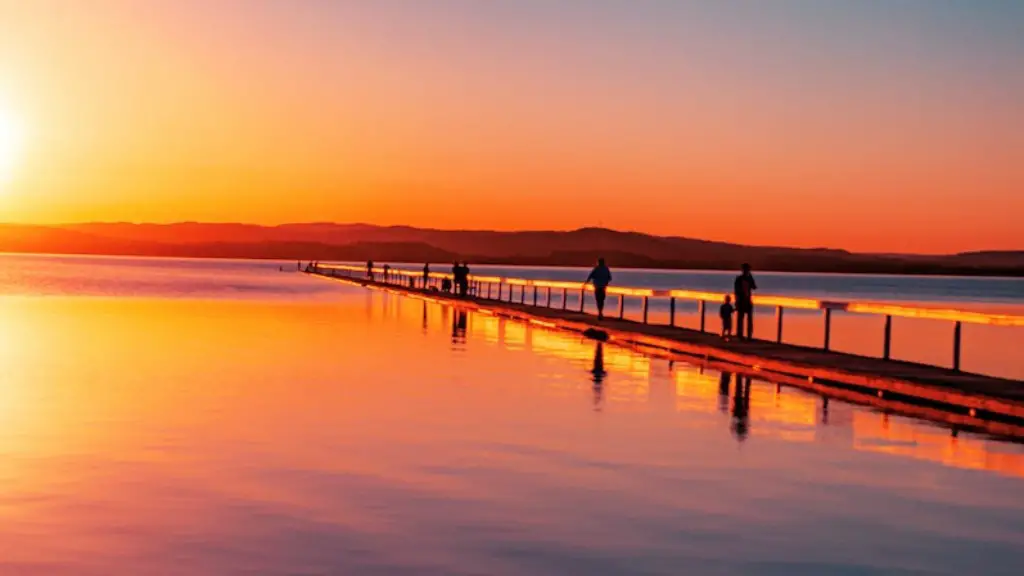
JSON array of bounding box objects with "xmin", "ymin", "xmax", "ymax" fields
[{"xmin": 585, "ymin": 258, "xmax": 612, "ymax": 320}]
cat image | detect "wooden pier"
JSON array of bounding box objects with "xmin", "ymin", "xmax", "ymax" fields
[{"xmin": 307, "ymin": 266, "xmax": 1024, "ymax": 438}]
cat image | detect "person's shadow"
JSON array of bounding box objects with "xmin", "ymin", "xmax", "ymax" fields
[{"xmin": 591, "ymin": 342, "xmax": 607, "ymax": 411}]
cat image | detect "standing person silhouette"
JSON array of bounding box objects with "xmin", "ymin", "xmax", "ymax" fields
[
  {"xmin": 366, "ymin": 260, "xmax": 374, "ymax": 280},
  {"xmin": 585, "ymin": 258, "xmax": 612, "ymax": 320},
  {"xmin": 458, "ymin": 262, "xmax": 471, "ymax": 296},
  {"xmin": 451, "ymin": 262, "xmax": 462, "ymax": 296},
  {"xmin": 734, "ymin": 263, "xmax": 757, "ymax": 339},
  {"xmin": 423, "ymin": 263, "xmax": 431, "ymax": 289}
]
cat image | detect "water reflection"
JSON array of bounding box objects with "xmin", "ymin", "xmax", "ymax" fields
[
  {"xmin": 591, "ymin": 342, "xmax": 607, "ymax": 412},
  {"xmin": 393, "ymin": 297, "xmax": 1024, "ymax": 481},
  {"xmin": 450, "ymin": 309, "xmax": 467, "ymax": 347},
  {"xmin": 731, "ymin": 375, "xmax": 752, "ymax": 442},
  {"xmin": 718, "ymin": 372, "xmax": 732, "ymax": 414}
]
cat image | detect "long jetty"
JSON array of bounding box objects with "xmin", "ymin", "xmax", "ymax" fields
[{"xmin": 308, "ymin": 263, "xmax": 1024, "ymax": 437}]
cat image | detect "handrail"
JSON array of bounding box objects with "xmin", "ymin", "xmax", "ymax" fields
[{"xmin": 316, "ymin": 263, "xmax": 1023, "ymax": 328}]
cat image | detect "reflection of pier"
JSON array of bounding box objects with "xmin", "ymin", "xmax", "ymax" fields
[
  {"xmin": 389, "ymin": 285, "xmax": 1024, "ymax": 479},
  {"xmin": 310, "ymin": 270, "xmax": 1024, "ymax": 437}
]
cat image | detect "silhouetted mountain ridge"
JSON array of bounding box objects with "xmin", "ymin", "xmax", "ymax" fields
[{"xmin": 0, "ymin": 223, "xmax": 1018, "ymax": 276}]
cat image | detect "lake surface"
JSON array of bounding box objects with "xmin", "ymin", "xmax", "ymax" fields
[{"xmin": 1, "ymin": 254, "xmax": 1022, "ymax": 575}]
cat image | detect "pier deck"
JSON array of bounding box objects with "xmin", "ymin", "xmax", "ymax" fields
[{"xmin": 310, "ymin": 270, "xmax": 1024, "ymax": 431}]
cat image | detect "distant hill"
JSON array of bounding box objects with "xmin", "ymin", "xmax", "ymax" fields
[{"xmin": 0, "ymin": 222, "xmax": 1020, "ymax": 276}]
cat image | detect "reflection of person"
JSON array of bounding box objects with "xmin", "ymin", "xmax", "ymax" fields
[
  {"xmin": 585, "ymin": 258, "xmax": 613, "ymax": 319},
  {"xmin": 718, "ymin": 371, "xmax": 732, "ymax": 414},
  {"xmin": 730, "ymin": 376, "xmax": 751, "ymax": 441},
  {"xmin": 734, "ymin": 263, "xmax": 757, "ymax": 339},
  {"xmin": 451, "ymin": 309, "xmax": 467, "ymax": 343},
  {"xmin": 720, "ymin": 295, "xmax": 734, "ymax": 339},
  {"xmin": 591, "ymin": 342, "xmax": 607, "ymax": 411}
]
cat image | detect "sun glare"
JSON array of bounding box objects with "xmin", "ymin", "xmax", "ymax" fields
[{"xmin": 0, "ymin": 105, "xmax": 25, "ymax": 185}]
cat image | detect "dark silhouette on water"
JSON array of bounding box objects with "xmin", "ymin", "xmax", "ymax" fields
[
  {"xmin": 451, "ymin": 309, "xmax": 467, "ymax": 344},
  {"xmin": 591, "ymin": 342, "xmax": 607, "ymax": 411},
  {"xmin": 734, "ymin": 263, "xmax": 757, "ymax": 340},
  {"xmin": 423, "ymin": 263, "xmax": 430, "ymax": 288},
  {"xmin": 731, "ymin": 376, "xmax": 752, "ymax": 441},
  {"xmin": 585, "ymin": 258, "xmax": 613, "ymax": 319},
  {"xmin": 366, "ymin": 260, "xmax": 374, "ymax": 280},
  {"xmin": 718, "ymin": 371, "xmax": 733, "ymax": 414}
]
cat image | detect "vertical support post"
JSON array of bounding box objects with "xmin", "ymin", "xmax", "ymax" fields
[
  {"xmin": 699, "ymin": 300, "xmax": 706, "ymax": 332},
  {"xmin": 520, "ymin": 285, "xmax": 526, "ymax": 304},
  {"xmin": 618, "ymin": 295, "xmax": 625, "ymax": 319},
  {"xmin": 775, "ymin": 306, "xmax": 784, "ymax": 343},
  {"xmin": 823, "ymin": 308, "xmax": 832, "ymax": 351},
  {"xmin": 546, "ymin": 287, "xmax": 552, "ymax": 307},
  {"xmin": 579, "ymin": 288, "xmax": 586, "ymax": 313},
  {"xmin": 642, "ymin": 296, "xmax": 649, "ymax": 324},
  {"xmin": 486, "ymin": 282, "xmax": 492, "ymax": 300},
  {"xmin": 953, "ymin": 321, "xmax": 962, "ymax": 371},
  {"xmin": 533, "ymin": 286, "xmax": 539, "ymax": 307},
  {"xmin": 669, "ymin": 297, "xmax": 676, "ymax": 327},
  {"xmin": 562, "ymin": 288, "xmax": 568, "ymax": 310},
  {"xmin": 883, "ymin": 315, "xmax": 892, "ymax": 360}
]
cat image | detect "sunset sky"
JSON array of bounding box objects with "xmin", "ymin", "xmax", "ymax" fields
[{"xmin": 0, "ymin": 0, "xmax": 1021, "ymax": 253}]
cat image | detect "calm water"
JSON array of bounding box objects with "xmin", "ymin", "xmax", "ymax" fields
[{"xmin": 1, "ymin": 254, "xmax": 1022, "ymax": 575}]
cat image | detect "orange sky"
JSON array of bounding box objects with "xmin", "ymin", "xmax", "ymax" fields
[{"xmin": 0, "ymin": 0, "xmax": 1021, "ymax": 254}]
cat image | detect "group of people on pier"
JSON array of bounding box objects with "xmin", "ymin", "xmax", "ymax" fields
[{"xmin": 353, "ymin": 256, "xmax": 759, "ymax": 341}]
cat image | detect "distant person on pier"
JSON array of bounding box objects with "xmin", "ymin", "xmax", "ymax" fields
[
  {"xmin": 423, "ymin": 263, "xmax": 431, "ymax": 289},
  {"xmin": 383, "ymin": 264, "xmax": 390, "ymax": 283},
  {"xmin": 734, "ymin": 263, "xmax": 757, "ymax": 339},
  {"xmin": 451, "ymin": 262, "xmax": 461, "ymax": 295},
  {"xmin": 720, "ymin": 294, "xmax": 734, "ymax": 340},
  {"xmin": 585, "ymin": 258, "xmax": 612, "ymax": 320},
  {"xmin": 366, "ymin": 260, "xmax": 374, "ymax": 280},
  {"xmin": 458, "ymin": 262, "xmax": 471, "ymax": 296}
]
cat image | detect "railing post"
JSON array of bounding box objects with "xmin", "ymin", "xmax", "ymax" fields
[
  {"xmin": 883, "ymin": 315, "xmax": 892, "ymax": 360},
  {"xmin": 546, "ymin": 287, "xmax": 552, "ymax": 307},
  {"xmin": 642, "ymin": 296, "xmax": 649, "ymax": 324},
  {"xmin": 562, "ymin": 288, "xmax": 568, "ymax": 310},
  {"xmin": 953, "ymin": 321, "xmax": 962, "ymax": 371},
  {"xmin": 669, "ymin": 297, "xmax": 676, "ymax": 327},
  {"xmin": 775, "ymin": 306, "xmax": 784, "ymax": 343},
  {"xmin": 823, "ymin": 308, "xmax": 832, "ymax": 351},
  {"xmin": 579, "ymin": 288, "xmax": 586, "ymax": 313},
  {"xmin": 520, "ymin": 285, "xmax": 526, "ymax": 304},
  {"xmin": 486, "ymin": 282, "xmax": 492, "ymax": 300},
  {"xmin": 533, "ymin": 286, "xmax": 539, "ymax": 307},
  {"xmin": 699, "ymin": 300, "xmax": 706, "ymax": 332},
  {"xmin": 618, "ymin": 295, "xmax": 625, "ymax": 319}
]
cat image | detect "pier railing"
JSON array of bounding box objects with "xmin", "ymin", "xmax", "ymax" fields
[{"xmin": 313, "ymin": 263, "xmax": 1024, "ymax": 373}]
